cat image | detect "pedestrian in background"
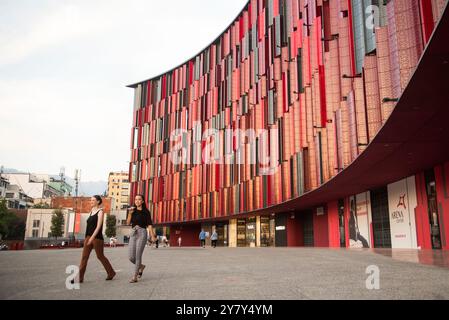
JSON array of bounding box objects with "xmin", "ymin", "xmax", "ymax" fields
[
  {"xmin": 211, "ymin": 230, "xmax": 218, "ymax": 248},
  {"xmin": 199, "ymin": 229, "xmax": 206, "ymax": 248}
]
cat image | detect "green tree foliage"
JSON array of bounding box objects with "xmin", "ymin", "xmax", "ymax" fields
[
  {"xmin": 50, "ymin": 209, "xmax": 64, "ymax": 239},
  {"xmin": 0, "ymin": 199, "xmax": 22, "ymax": 240},
  {"xmin": 33, "ymin": 203, "xmax": 50, "ymax": 209},
  {"xmin": 105, "ymin": 214, "xmax": 117, "ymax": 238}
]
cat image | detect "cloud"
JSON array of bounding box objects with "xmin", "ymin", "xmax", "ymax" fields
[
  {"xmin": 0, "ymin": 0, "xmax": 248, "ymax": 181},
  {"xmin": 0, "ymin": 4, "xmax": 96, "ymax": 66}
]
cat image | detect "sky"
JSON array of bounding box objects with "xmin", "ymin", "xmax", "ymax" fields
[{"xmin": 0, "ymin": 0, "xmax": 248, "ymax": 182}]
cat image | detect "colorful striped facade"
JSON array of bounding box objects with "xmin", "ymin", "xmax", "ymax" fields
[{"xmin": 128, "ymin": 0, "xmax": 449, "ymax": 250}]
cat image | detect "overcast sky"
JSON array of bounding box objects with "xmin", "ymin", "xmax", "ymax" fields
[{"xmin": 0, "ymin": 0, "xmax": 247, "ymax": 181}]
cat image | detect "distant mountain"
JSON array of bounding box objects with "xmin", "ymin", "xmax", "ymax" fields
[
  {"xmin": 64, "ymin": 177, "xmax": 108, "ymax": 197},
  {"xmin": 1, "ymin": 167, "xmax": 21, "ymax": 174},
  {"xmin": 2, "ymin": 167, "xmax": 107, "ymax": 197}
]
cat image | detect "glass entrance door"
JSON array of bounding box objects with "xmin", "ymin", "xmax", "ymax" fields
[
  {"xmin": 215, "ymin": 223, "xmax": 228, "ymax": 247},
  {"xmin": 246, "ymin": 217, "xmax": 256, "ymax": 247},
  {"xmin": 338, "ymin": 199, "xmax": 346, "ymax": 247},
  {"xmin": 237, "ymin": 219, "xmax": 246, "ymax": 247},
  {"xmin": 303, "ymin": 211, "xmax": 314, "ymax": 247},
  {"xmin": 260, "ymin": 216, "xmax": 274, "ymax": 246},
  {"xmin": 425, "ymin": 170, "xmax": 442, "ymax": 249},
  {"xmin": 370, "ymin": 187, "xmax": 392, "ymax": 248},
  {"xmin": 275, "ymin": 214, "xmax": 288, "ymax": 247}
]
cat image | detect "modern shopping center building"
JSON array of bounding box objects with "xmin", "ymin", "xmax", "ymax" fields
[{"xmin": 127, "ymin": 0, "xmax": 449, "ymax": 250}]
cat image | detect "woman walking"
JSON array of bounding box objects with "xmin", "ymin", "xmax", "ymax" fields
[
  {"xmin": 127, "ymin": 194, "xmax": 156, "ymax": 283},
  {"xmin": 73, "ymin": 195, "xmax": 116, "ymax": 283}
]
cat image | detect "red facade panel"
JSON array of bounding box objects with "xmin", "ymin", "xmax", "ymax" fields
[{"xmin": 127, "ymin": 0, "xmax": 444, "ymax": 232}]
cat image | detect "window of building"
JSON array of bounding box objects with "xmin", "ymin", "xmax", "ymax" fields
[
  {"xmin": 33, "ymin": 220, "xmax": 40, "ymax": 228},
  {"xmin": 32, "ymin": 229, "xmax": 39, "ymax": 238}
]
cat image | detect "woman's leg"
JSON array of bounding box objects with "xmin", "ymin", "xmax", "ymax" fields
[
  {"xmin": 93, "ymin": 239, "xmax": 115, "ymax": 277},
  {"xmin": 78, "ymin": 237, "xmax": 93, "ymax": 282},
  {"xmin": 134, "ymin": 228, "xmax": 148, "ymax": 276},
  {"xmin": 128, "ymin": 230, "xmax": 137, "ymax": 265}
]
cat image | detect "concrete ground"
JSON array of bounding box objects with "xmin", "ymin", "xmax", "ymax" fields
[{"xmin": 1, "ymin": 246, "xmax": 448, "ymax": 300}]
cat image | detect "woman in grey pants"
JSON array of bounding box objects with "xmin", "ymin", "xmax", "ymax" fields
[{"xmin": 127, "ymin": 194, "xmax": 156, "ymax": 283}]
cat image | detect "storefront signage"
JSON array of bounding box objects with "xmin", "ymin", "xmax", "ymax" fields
[{"xmin": 387, "ymin": 177, "xmax": 418, "ymax": 249}]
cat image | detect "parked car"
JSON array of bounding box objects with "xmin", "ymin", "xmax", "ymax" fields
[{"xmin": 0, "ymin": 243, "xmax": 9, "ymax": 251}]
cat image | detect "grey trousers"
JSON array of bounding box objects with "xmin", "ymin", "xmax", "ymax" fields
[{"xmin": 128, "ymin": 226, "xmax": 148, "ymax": 275}]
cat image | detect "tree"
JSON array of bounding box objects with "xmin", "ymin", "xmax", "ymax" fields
[
  {"xmin": 7, "ymin": 219, "xmax": 25, "ymax": 240},
  {"xmin": 33, "ymin": 203, "xmax": 50, "ymax": 209},
  {"xmin": 0, "ymin": 199, "xmax": 17, "ymax": 240},
  {"xmin": 50, "ymin": 209, "xmax": 64, "ymax": 239},
  {"xmin": 105, "ymin": 214, "xmax": 117, "ymax": 238}
]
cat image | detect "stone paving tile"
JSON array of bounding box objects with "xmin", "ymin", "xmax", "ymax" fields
[{"xmin": 0, "ymin": 247, "xmax": 448, "ymax": 300}]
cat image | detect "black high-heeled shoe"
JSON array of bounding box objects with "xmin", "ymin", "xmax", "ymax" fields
[
  {"xmin": 106, "ymin": 271, "xmax": 116, "ymax": 281},
  {"xmin": 138, "ymin": 265, "xmax": 146, "ymax": 278}
]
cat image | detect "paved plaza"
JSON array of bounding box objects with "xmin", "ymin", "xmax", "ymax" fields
[{"xmin": 1, "ymin": 246, "xmax": 449, "ymax": 300}]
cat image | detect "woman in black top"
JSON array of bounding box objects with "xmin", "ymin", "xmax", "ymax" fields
[
  {"xmin": 127, "ymin": 194, "xmax": 156, "ymax": 283},
  {"xmin": 74, "ymin": 195, "xmax": 116, "ymax": 283}
]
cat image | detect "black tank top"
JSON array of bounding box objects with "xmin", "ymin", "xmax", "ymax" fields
[{"xmin": 85, "ymin": 209, "xmax": 104, "ymax": 240}]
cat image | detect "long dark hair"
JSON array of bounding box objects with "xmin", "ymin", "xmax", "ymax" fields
[
  {"xmin": 93, "ymin": 195, "xmax": 103, "ymax": 205},
  {"xmin": 135, "ymin": 194, "xmax": 149, "ymax": 213}
]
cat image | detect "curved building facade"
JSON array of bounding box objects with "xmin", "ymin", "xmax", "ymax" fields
[{"xmin": 128, "ymin": 0, "xmax": 449, "ymax": 250}]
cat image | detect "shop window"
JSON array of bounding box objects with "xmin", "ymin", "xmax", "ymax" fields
[{"xmin": 246, "ymin": 217, "xmax": 256, "ymax": 247}]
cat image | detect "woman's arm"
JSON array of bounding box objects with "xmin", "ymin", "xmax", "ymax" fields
[
  {"xmin": 126, "ymin": 208, "xmax": 133, "ymax": 226},
  {"xmin": 88, "ymin": 210, "xmax": 104, "ymax": 244},
  {"xmin": 147, "ymin": 225, "xmax": 156, "ymax": 241}
]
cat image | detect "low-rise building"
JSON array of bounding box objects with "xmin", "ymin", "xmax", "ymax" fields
[
  {"xmin": 35, "ymin": 174, "xmax": 73, "ymax": 196},
  {"xmin": 3, "ymin": 173, "xmax": 62, "ymax": 199},
  {"xmin": 0, "ymin": 175, "xmax": 9, "ymax": 198},
  {"xmin": 4, "ymin": 184, "xmax": 34, "ymax": 209},
  {"xmin": 25, "ymin": 208, "xmax": 75, "ymax": 239}
]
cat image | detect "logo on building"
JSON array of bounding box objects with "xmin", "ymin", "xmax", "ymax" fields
[
  {"xmin": 391, "ymin": 194, "xmax": 407, "ymax": 224},
  {"xmin": 397, "ymin": 194, "xmax": 406, "ymax": 209}
]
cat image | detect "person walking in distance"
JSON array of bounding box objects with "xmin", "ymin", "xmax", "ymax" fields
[
  {"xmin": 211, "ymin": 229, "xmax": 218, "ymax": 248},
  {"xmin": 127, "ymin": 195, "xmax": 157, "ymax": 283},
  {"xmin": 199, "ymin": 229, "xmax": 206, "ymax": 248},
  {"xmin": 72, "ymin": 195, "xmax": 116, "ymax": 284},
  {"xmin": 177, "ymin": 236, "xmax": 182, "ymax": 247}
]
